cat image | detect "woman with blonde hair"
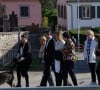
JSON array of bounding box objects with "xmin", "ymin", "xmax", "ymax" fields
[
  {"xmin": 84, "ymin": 30, "xmax": 97, "ymax": 85},
  {"xmin": 39, "ymin": 36, "xmax": 47, "ymax": 63}
]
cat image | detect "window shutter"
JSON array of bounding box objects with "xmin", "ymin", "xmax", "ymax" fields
[
  {"xmin": 91, "ymin": 6, "xmax": 95, "ymax": 18},
  {"xmin": 58, "ymin": 5, "xmax": 60, "ymax": 17},
  {"xmin": 97, "ymin": 6, "xmax": 100, "ymax": 18},
  {"xmin": 61, "ymin": 5, "xmax": 63, "ymax": 18},
  {"xmin": 79, "ymin": 6, "xmax": 82, "ymax": 19},
  {"xmin": 64, "ymin": 6, "xmax": 66, "ymax": 19}
]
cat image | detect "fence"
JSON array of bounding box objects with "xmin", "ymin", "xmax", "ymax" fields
[
  {"xmin": 0, "ymin": 32, "xmax": 23, "ymax": 66},
  {"xmin": 0, "ymin": 49, "xmax": 18, "ymax": 66},
  {"xmin": 0, "ymin": 32, "xmax": 86, "ymax": 70}
]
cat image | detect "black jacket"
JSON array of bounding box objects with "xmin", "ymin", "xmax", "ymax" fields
[
  {"xmin": 44, "ymin": 38, "xmax": 55, "ymax": 63},
  {"xmin": 18, "ymin": 42, "xmax": 32, "ymax": 61}
]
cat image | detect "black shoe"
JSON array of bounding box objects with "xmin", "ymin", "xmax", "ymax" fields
[
  {"xmin": 26, "ymin": 85, "xmax": 29, "ymax": 87},
  {"xmin": 37, "ymin": 85, "xmax": 41, "ymax": 87},
  {"xmin": 16, "ymin": 84, "xmax": 21, "ymax": 87}
]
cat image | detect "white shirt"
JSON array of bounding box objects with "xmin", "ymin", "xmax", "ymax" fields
[
  {"xmin": 55, "ymin": 39, "xmax": 65, "ymax": 73},
  {"xmin": 84, "ymin": 37, "xmax": 97, "ymax": 63},
  {"xmin": 55, "ymin": 39, "xmax": 65, "ymax": 51},
  {"xmin": 45, "ymin": 36, "xmax": 52, "ymax": 49},
  {"xmin": 20, "ymin": 47, "xmax": 23, "ymax": 56}
]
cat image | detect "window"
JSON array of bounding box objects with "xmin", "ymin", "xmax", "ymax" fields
[
  {"xmin": 61, "ymin": 5, "xmax": 63, "ymax": 18},
  {"xmin": 97, "ymin": 6, "xmax": 100, "ymax": 18},
  {"xmin": 79, "ymin": 5, "xmax": 95, "ymax": 19},
  {"xmin": 58, "ymin": 5, "xmax": 66, "ymax": 19},
  {"xmin": 20, "ymin": 6, "xmax": 29, "ymax": 17},
  {"xmin": 82, "ymin": 5, "xmax": 91, "ymax": 19}
]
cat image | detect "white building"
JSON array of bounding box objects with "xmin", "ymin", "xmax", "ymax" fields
[
  {"xmin": 57, "ymin": 0, "xmax": 100, "ymax": 30},
  {"xmin": 67, "ymin": 0, "xmax": 100, "ymax": 30},
  {"xmin": 57, "ymin": 0, "xmax": 67, "ymax": 30}
]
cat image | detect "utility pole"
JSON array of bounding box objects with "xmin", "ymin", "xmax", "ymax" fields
[{"xmin": 77, "ymin": 0, "xmax": 80, "ymax": 52}]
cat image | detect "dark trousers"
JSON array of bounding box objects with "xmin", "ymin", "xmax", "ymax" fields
[
  {"xmin": 40, "ymin": 62, "xmax": 54, "ymax": 86},
  {"xmin": 17, "ymin": 70, "xmax": 29, "ymax": 86},
  {"xmin": 96, "ymin": 60, "xmax": 100, "ymax": 85},
  {"xmin": 62, "ymin": 60, "xmax": 77, "ymax": 86},
  {"xmin": 55, "ymin": 72, "xmax": 62, "ymax": 86},
  {"xmin": 88, "ymin": 63, "xmax": 96, "ymax": 82},
  {"xmin": 42, "ymin": 63, "xmax": 54, "ymax": 86},
  {"xmin": 16, "ymin": 60, "xmax": 30, "ymax": 87}
]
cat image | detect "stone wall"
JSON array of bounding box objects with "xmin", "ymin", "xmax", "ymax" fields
[{"xmin": 0, "ymin": 32, "xmax": 25, "ymax": 65}]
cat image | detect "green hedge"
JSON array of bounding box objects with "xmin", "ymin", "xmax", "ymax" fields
[
  {"xmin": 93, "ymin": 27, "xmax": 100, "ymax": 33},
  {"xmin": 69, "ymin": 30, "xmax": 86, "ymax": 44},
  {"xmin": 69, "ymin": 29, "xmax": 100, "ymax": 44}
]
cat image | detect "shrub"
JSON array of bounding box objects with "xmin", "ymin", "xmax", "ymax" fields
[
  {"xmin": 69, "ymin": 29, "xmax": 86, "ymax": 45},
  {"xmin": 93, "ymin": 27, "xmax": 100, "ymax": 34}
]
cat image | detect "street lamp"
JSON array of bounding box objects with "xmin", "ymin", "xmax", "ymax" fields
[{"xmin": 77, "ymin": 0, "xmax": 80, "ymax": 52}]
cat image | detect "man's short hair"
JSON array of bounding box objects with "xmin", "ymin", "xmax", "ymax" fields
[
  {"xmin": 62, "ymin": 32, "xmax": 70, "ymax": 39},
  {"xmin": 21, "ymin": 34, "xmax": 27, "ymax": 38},
  {"xmin": 43, "ymin": 30, "xmax": 51, "ymax": 35}
]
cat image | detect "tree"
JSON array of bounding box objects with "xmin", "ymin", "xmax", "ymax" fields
[
  {"xmin": 40, "ymin": 0, "xmax": 57, "ymax": 31},
  {"xmin": 41, "ymin": 0, "xmax": 57, "ymax": 16}
]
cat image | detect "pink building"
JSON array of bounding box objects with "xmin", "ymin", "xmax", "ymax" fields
[
  {"xmin": 1, "ymin": 0, "xmax": 42, "ymax": 28},
  {"xmin": 57, "ymin": 0, "xmax": 67, "ymax": 30}
]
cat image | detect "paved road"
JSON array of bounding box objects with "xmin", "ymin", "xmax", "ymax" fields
[{"xmin": 0, "ymin": 71, "xmax": 98, "ymax": 88}]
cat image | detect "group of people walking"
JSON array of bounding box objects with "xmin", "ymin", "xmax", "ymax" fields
[
  {"xmin": 13, "ymin": 29, "xmax": 100, "ymax": 87},
  {"xmin": 39, "ymin": 30, "xmax": 78, "ymax": 86}
]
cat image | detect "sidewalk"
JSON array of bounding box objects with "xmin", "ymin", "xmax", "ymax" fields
[{"xmin": 0, "ymin": 71, "xmax": 95, "ymax": 88}]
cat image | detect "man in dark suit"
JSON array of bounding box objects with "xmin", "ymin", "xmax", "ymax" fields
[{"xmin": 40, "ymin": 30, "xmax": 55, "ymax": 86}]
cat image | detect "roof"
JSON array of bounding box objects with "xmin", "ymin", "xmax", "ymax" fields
[{"xmin": 67, "ymin": 0, "xmax": 100, "ymax": 2}]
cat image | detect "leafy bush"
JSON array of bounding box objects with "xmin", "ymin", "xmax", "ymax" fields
[
  {"xmin": 93, "ymin": 27, "xmax": 100, "ymax": 34},
  {"xmin": 42, "ymin": 16, "xmax": 49, "ymax": 27},
  {"xmin": 69, "ymin": 29, "xmax": 100, "ymax": 45},
  {"xmin": 69, "ymin": 29, "xmax": 86, "ymax": 44}
]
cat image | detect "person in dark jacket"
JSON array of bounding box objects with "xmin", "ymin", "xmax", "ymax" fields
[
  {"xmin": 16, "ymin": 34, "xmax": 32, "ymax": 87},
  {"xmin": 95, "ymin": 35, "xmax": 100, "ymax": 85},
  {"xmin": 61, "ymin": 32, "xmax": 78, "ymax": 86},
  {"xmin": 39, "ymin": 35, "xmax": 54, "ymax": 86},
  {"xmin": 40, "ymin": 30, "xmax": 55, "ymax": 86}
]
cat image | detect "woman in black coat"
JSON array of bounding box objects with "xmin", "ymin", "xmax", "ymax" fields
[{"xmin": 16, "ymin": 34, "xmax": 32, "ymax": 87}]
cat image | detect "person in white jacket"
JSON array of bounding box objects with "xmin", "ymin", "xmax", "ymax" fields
[
  {"xmin": 84, "ymin": 30, "xmax": 97, "ymax": 85},
  {"xmin": 54, "ymin": 31, "xmax": 65, "ymax": 86}
]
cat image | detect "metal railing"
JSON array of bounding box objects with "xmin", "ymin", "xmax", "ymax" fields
[{"xmin": 0, "ymin": 49, "xmax": 18, "ymax": 66}]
